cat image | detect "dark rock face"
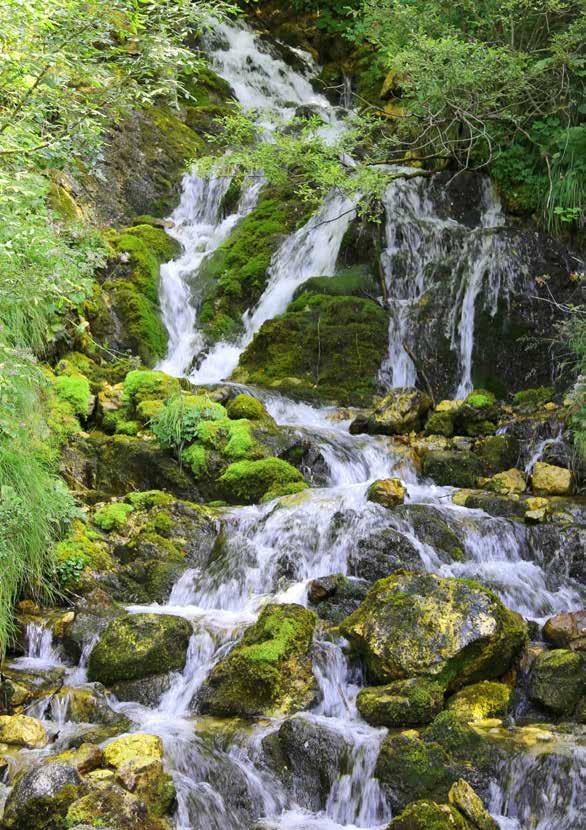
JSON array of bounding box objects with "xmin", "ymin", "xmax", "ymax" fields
[
  {"xmin": 526, "ymin": 523, "xmax": 586, "ymax": 585},
  {"xmin": 528, "ymin": 649, "xmax": 586, "ymax": 715},
  {"xmin": 348, "ymin": 528, "xmax": 422, "ymax": 582},
  {"xmin": 543, "ymin": 610, "xmax": 586, "ymax": 651},
  {"xmin": 307, "ymin": 574, "xmax": 370, "ymax": 623},
  {"xmin": 262, "ymin": 715, "xmax": 352, "ymax": 811},
  {"xmin": 422, "ymin": 450, "xmax": 484, "ymax": 488}
]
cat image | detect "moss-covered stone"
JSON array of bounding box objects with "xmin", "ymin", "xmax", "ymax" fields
[
  {"xmin": 339, "ymin": 572, "xmax": 527, "ymax": 689},
  {"xmin": 542, "ymin": 610, "xmax": 586, "ymax": 651},
  {"xmin": 474, "ymin": 435, "xmax": 520, "ymax": 475},
  {"xmin": 448, "ymin": 779, "xmax": 499, "ymax": 830},
  {"xmin": 528, "ymin": 649, "xmax": 586, "ymax": 715},
  {"xmin": 197, "ymin": 197, "xmax": 301, "ymax": 343},
  {"xmin": 425, "ymin": 409, "xmax": 457, "ymax": 438},
  {"xmin": 446, "ymin": 681, "xmax": 512, "ymax": 723},
  {"xmin": 357, "ymin": 678, "xmax": 445, "ymax": 727},
  {"xmin": 54, "ymin": 521, "xmax": 114, "ymax": 588},
  {"xmin": 388, "ymin": 799, "xmax": 472, "ymax": 830},
  {"xmin": 292, "ymin": 267, "xmax": 379, "ymax": 300},
  {"xmin": 87, "ymin": 613, "xmax": 192, "ymax": 686},
  {"xmin": 234, "ymin": 293, "xmax": 389, "ymax": 406},
  {"xmin": 122, "ymin": 370, "xmax": 181, "ymax": 410},
  {"xmin": 513, "ymin": 387, "xmax": 554, "ymax": 413},
  {"xmin": 218, "ymin": 458, "xmax": 307, "ymax": 504},
  {"xmin": 198, "ymin": 603, "xmax": 317, "ymax": 717},
  {"xmin": 483, "ymin": 467, "xmax": 526, "ymax": 495},
  {"xmin": 48, "ymin": 743, "xmax": 104, "ymax": 775},
  {"xmin": 53, "ymin": 373, "xmax": 92, "ymax": 418},
  {"xmin": 531, "ymin": 462, "xmax": 573, "ymax": 496},
  {"xmin": 93, "ymin": 502, "xmax": 135, "ymax": 532},
  {"xmin": 422, "ymin": 451, "xmax": 484, "ymax": 488},
  {"xmin": 226, "ymin": 394, "xmax": 270, "ymax": 421},
  {"xmin": 1, "ymin": 763, "xmax": 83, "ymax": 829},
  {"xmin": 350, "ymin": 388, "xmax": 432, "ymax": 435},
  {"xmin": 367, "ymin": 478, "xmax": 407, "ymax": 509},
  {"xmin": 459, "ymin": 391, "xmax": 497, "ymax": 437},
  {"xmin": 65, "ymin": 781, "xmax": 168, "ymax": 830},
  {"xmin": 54, "ymin": 686, "xmax": 128, "ymax": 727},
  {"xmin": 0, "ymin": 714, "xmax": 48, "ymax": 748}
]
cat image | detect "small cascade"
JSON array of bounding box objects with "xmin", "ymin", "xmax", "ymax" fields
[
  {"xmin": 66, "ymin": 632, "xmax": 99, "ymax": 686},
  {"xmin": 10, "ymin": 623, "xmax": 61, "ymax": 670},
  {"xmin": 189, "ymin": 190, "xmax": 356, "ymax": 385},
  {"xmin": 525, "ymin": 430, "xmax": 564, "ymax": 474},
  {"xmin": 379, "ymin": 174, "xmax": 522, "ymax": 396}
]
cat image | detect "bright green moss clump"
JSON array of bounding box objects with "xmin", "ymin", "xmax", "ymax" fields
[
  {"xmin": 388, "ymin": 800, "xmax": 471, "ymax": 830},
  {"xmin": 226, "ymin": 393, "xmax": 269, "ymax": 421},
  {"xmin": 219, "ymin": 458, "xmax": 307, "ymax": 504},
  {"xmin": 198, "ymin": 603, "xmax": 317, "ymax": 717},
  {"xmin": 198, "ymin": 197, "xmax": 300, "ymax": 343},
  {"xmin": 54, "ymin": 520, "xmax": 114, "ymax": 586},
  {"xmin": 53, "ymin": 373, "xmax": 91, "ymax": 417},
  {"xmin": 513, "ymin": 386, "xmax": 554, "ymax": 412},
  {"xmin": 446, "ymin": 681, "xmax": 512, "ymax": 722},
  {"xmin": 122, "ymin": 370, "xmax": 181, "ymax": 409},
  {"xmin": 234, "ymin": 292, "xmax": 388, "ymax": 405},
  {"xmin": 93, "ymin": 501, "xmax": 135, "ymax": 532}
]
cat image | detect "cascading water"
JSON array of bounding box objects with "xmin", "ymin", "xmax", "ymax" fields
[
  {"xmin": 4, "ymin": 16, "xmax": 583, "ymax": 830},
  {"xmin": 379, "ymin": 173, "xmax": 523, "ymax": 397}
]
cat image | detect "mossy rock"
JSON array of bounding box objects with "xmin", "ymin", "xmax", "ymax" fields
[
  {"xmin": 394, "ymin": 505, "xmax": 464, "ymax": 564},
  {"xmin": 388, "ymin": 799, "xmax": 472, "ymax": 830},
  {"xmin": 422, "ymin": 451, "xmax": 484, "ymax": 489},
  {"xmin": 198, "ymin": 603, "xmax": 317, "ymax": 717},
  {"xmin": 0, "ymin": 763, "xmax": 83, "ymax": 829},
  {"xmin": 513, "ymin": 387, "xmax": 554, "ymax": 413},
  {"xmin": 65, "ymin": 781, "xmax": 168, "ymax": 830},
  {"xmin": 234, "ymin": 293, "xmax": 389, "ymax": 406},
  {"xmin": 425, "ymin": 409, "xmax": 456, "ymax": 438},
  {"xmin": 226, "ymin": 394, "xmax": 270, "ymax": 421},
  {"xmin": 0, "ymin": 714, "xmax": 48, "ymax": 748},
  {"xmin": 446, "ymin": 681, "xmax": 512, "ymax": 723},
  {"xmin": 198, "ymin": 196, "xmax": 300, "ymax": 343},
  {"xmin": 121, "ymin": 370, "xmax": 180, "ymax": 412},
  {"xmin": 474, "ymin": 435, "xmax": 520, "ymax": 475},
  {"xmin": 53, "ymin": 373, "xmax": 92, "ymax": 419},
  {"xmin": 458, "ymin": 391, "xmax": 498, "ymax": 437},
  {"xmin": 375, "ymin": 731, "xmax": 460, "ymax": 810},
  {"xmin": 93, "ymin": 501, "xmax": 135, "ymax": 532},
  {"xmin": 291, "ymin": 266, "xmax": 379, "ymax": 300},
  {"xmin": 87, "ymin": 613, "xmax": 192, "ymax": 686},
  {"xmin": 218, "ymin": 457, "xmax": 307, "ymax": 504},
  {"xmin": 350, "ymin": 388, "xmax": 432, "ymax": 436},
  {"xmin": 357, "ymin": 678, "xmax": 445, "ymax": 727},
  {"xmin": 54, "ymin": 521, "xmax": 114, "ymax": 588},
  {"xmin": 528, "ymin": 648, "xmax": 586, "ymax": 716},
  {"xmin": 339, "ymin": 572, "xmax": 527, "ymax": 689}
]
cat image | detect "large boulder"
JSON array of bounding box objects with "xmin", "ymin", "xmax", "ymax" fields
[
  {"xmin": 0, "ymin": 714, "xmax": 48, "ymax": 748},
  {"xmin": 422, "ymin": 450, "xmax": 484, "ymax": 488},
  {"xmin": 350, "ymin": 388, "xmax": 432, "ymax": 436},
  {"xmin": 87, "ymin": 613, "xmax": 192, "ymax": 687},
  {"xmin": 388, "ymin": 799, "xmax": 471, "ymax": 830},
  {"xmin": 528, "ymin": 649, "xmax": 585, "ymax": 716},
  {"xmin": 531, "ymin": 461, "xmax": 573, "ymax": 495},
  {"xmin": 198, "ymin": 604, "xmax": 317, "ymax": 717},
  {"xmin": 357, "ymin": 678, "xmax": 445, "ymax": 727},
  {"xmin": 1, "ymin": 763, "xmax": 83, "ymax": 829},
  {"xmin": 543, "ymin": 610, "xmax": 586, "ymax": 651},
  {"xmin": 340, "ymin": 573, "xmax": 527, "ymax": 689}
]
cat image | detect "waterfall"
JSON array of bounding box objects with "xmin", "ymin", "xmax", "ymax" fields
[
  {"xmin": 10, "ymin": 623, "xmax": 61, "ymax": 670},
  {"xmin": 379, "ymin": 174, "xmax": 522, "ymax": 396}
]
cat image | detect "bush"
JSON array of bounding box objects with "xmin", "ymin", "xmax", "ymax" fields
[{"xmin": 149, "ymin": 394, "xmax": 226, "ymax": 454}]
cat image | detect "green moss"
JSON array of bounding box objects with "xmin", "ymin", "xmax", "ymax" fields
[
  {"xmin": 47, "ymin": 181, "xmax": 83, "ymax": 222},
  {"xmin": 464, "ymin": 391, "xmax": 496, "ymax": 410},
  {"xmin": 105, "ymin": 278, "xmax": 168, "ymax": 366},
  {"xmin": 181, "ymin": 443, "xmax": 208, "ymax": 477},
  {"xmin": 513, "ymin": 386, "xmax": 554, "ymax": 412},
  {"xmin": 198, "ymin": 197, "xmax": 301, "ymax": 343},
  {"xmin": 179, "ymin": 65, "xmax": 234, "ymax": 106},
  {"xmin": 261, "ymin": 480, "xmax": 309, "ymax": 503},
  {"xmin": 122, "ymin": 370, "xmax": 181, "ymax": 409},
  {"xmin": 226, "ymin": 394, "xmax": 269, "ymax": 421},
  {"xmin": 93, "ymin": 501, "xmax": 135, "ymax": 532},
  {"xmin": 219, "ymin": 458, "xmax": 307, "ymax": 504},
  {"xmin": 388, "ymin": 800, "xmax": 471, "ymax": 830},
  {"xmin": 102, "ymin": 409, "xmax": 142, "ymax": 436},
  {"xmin": 54, "ymin": 520, "xmax": 114, "ymax": 585},
  {"xmin": 136, "ymin": 398, "xmax": 165, "ymax": 422},
  {"xmin": 87, "ymin": 612, "xmax": 192, "ymax": 685},
  {"xmin": 422, "ymin": 451, "xmax": 484, "ymax": 488},
  {"xmin": 424, "ymin": 710, "xmax": 495, "ymax": 769},
  {"xmin": 234, "ymin": 292, "xmax": 389, "ymax": 405},
  {"xmin": 357, "ymin": 678, "xmax": 445, "ymax": 727},
  {"xmin": 292, "ymin": 267, "xmax": 379, "ymax": 300},
  {"xmin": 425, "ymin": 410, "xmax": 455, "ymax": 437},
  {"xmin": 528, "ymin": 648, "xmax": 586, "ymax": 715},
  {"xmin": 375, "ymin": 731, "xmax": 458, "ymax": 807},
  {"xmin": 124, "ymin": 490, "xmax": 174, "ymax": 509},
  {"xmin": 199, "ymin": 603, "xmax": 317, "ymax": 717},
  {"xmin": 446, "ymin": 681, "xmax": 512, "ymax": 722},
  {"xmin": 53, "ymin": 373, "xmax": 91, "ymax": 417}
]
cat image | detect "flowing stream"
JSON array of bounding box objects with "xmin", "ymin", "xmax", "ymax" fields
[{"xmin": 6, "ymin": 16, "xmax": 584, "ymax": 830}]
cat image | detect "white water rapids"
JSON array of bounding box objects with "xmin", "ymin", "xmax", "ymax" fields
[{"xmin": 6, "ymin": 16, "xmax": 584, "ymax": 830}]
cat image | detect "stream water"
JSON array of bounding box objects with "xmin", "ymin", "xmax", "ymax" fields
[{"xmin": 7, "ymin": 16, "xmax": 585, "ymax": 830}]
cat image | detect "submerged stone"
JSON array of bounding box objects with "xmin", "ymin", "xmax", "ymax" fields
[
  {"xmin": 340, "ymin": 572, "xmax": 527, "ymax": 689},
  {"xmin": 198, "ymin": 603, "xmax": 317, "ymax": 717}
]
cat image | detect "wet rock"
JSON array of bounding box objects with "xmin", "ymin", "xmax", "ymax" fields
[
  {"xmin": 340, "ymin": 572, "xmax": 527, "ymax": 689},
  {"xmin": 394, "ymin": 504, "xmax": 465, "ymax": 563},
  {"xmin": 65, "ymin": 781, "xmax": 168, "ymax": 830},
  {"xmin": 388, "ymin": 799, "xmax": 471, "ymax": 829},
  {"xmin": 458, "ymin": 391, "xmax": 498, "ymax": 437},
  {"xmin": 0, "ymin": 714, "xmax": 48, "ymax": 748},
  {"xmin": 49, "ymin": 743, "xmax": 105, "ymax": 775},
  {"xmin": 62, "ymin": 590, "xmax": 124, "ymax": 664},
  {"xmin": 111, "ymin": 673, "xmax": 173, "ymax": 706},
  {"xmin": 448, "ymin": 779, "xmax": 499, "ymax": 830},
  {"xmin": 483, "ymin": 467, "xmax": 526, "ymax": 495},
  {"xmin": 446, "ymin": 681, "xmax": 512, "ymax": 723},
  {"xmin": 198, "ymin": 604, "xmax": 317, "ymax": 717},
  {"xmin": 307, "ymin": 574, "xmax": 369, "ymax": 624},
  {"xmin": 422, "ymin": 451, "xmax": 483, "ymax": 488},
  {"xmin": 350, "ymin": 388, "xmax": 432, "ymax": 436},
  {"xmin": 348, "ymin": 528, "xmax": 422, "ymax": 583},
  {"xmin": 375, "ymin": 730, "xmax": 460, "ymax": 810},
  {"xmin": 1, "ymin": 763, "xmax": 83, "ymax": 829},
  {"xmin": 87, "ymin": 613, "xmax": 192, "ymax": 687},
  {"xmin": 54, "ymin": 684, "xmax": 128, "ymax": 725},
  {"xmin": 102, "ymin": 733, "xmax": 173, "ymax": 818},
  {"xmin": 357, "ymin": 678, "xmax": 445, "ymax": 727},
  {"xmin": 528, "ymin": 649, "xmax": 586, "ymax": 716},
  {"xmin": 543, "ymin": 610, "xmax": 586, "ymax": 651},
  {"xmin": 531, "ymin": 461, "xmax": 573, "ymax": 495},
  {"xmin": 218, "ymin": 458, "xmax": 308, "ymax": 505},
  {"xmin": 474, "ymin": 434, "xmax": 520, "ymax": 475},
  {"xmin": 462, "ymin": 491, "xmax": 526, "ymax": 519},
  {"xmin": 263, "ymin": 714, "xmax": 352, "ymax": 811},
  {"xmin": 367, "ymin": 478, "xmax": 407, "ymax": 508},
  {"xmin": 425, "ymin": 401, "xmax": 461, "ymax": 438},
  {"xmin": 526, "ymin": 523, "xmax": 586, "ymax": 585}
]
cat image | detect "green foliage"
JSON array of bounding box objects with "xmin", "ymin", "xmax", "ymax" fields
[
  {"xmin": 122, "ymin": 370, "xmax": 181, "ymax": 409},
  {"xmin": 150, "ymin": 393, "xmax": 227, "ymax": 456},
  {"xmin": 513, "ymin": 386, "xmax": 554, "ymax": 411},
  {"xmin": 93, "ymin": 501, "xmax": 135, "ymax": 532},
  {"xmin": 226, "ymin": 394, "xmax": 268, "ymax": 421}
]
